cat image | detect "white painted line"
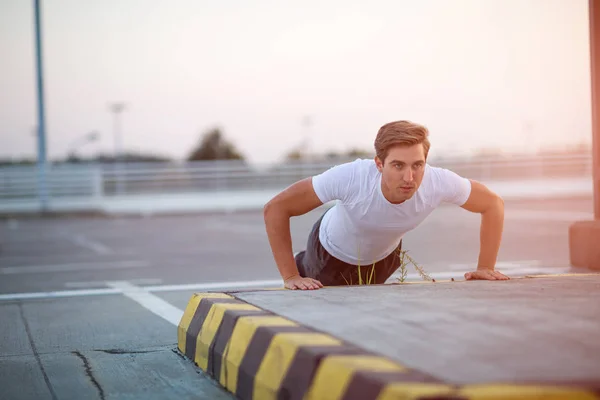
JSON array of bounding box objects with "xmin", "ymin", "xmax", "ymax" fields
[
  {"xmin": 64, "ymin": 278, "xmax": 163, "ymax": 289},
  {"xmin": 447, "ymin": 260, "xmax": 540, "ymax": 271},
  {"xmin": 505, "ymin": 210, "xmax": 595, "ymax": 222},
  {"xmin": 106, "ymin": 281, "xmax": 183, "ymax": 326},
  {"xmin": 145, "ymin": 279, "xmax": 283, "ymax": 292},
  {"xmin": 389, "ymin": 266, "xmax": 572, "ymax": 281},
  {"xmin": 68, "ymin": 234, "xmax": 113, "ymax": 255},
  {"xmin": 0, "ymin": 249, "xmax": 138, "ymax": 263},
  {"xmin": 0, "ymin": 279, "xmax": 282, "ymax": 302},
  {"xmin": 0, "ymin": 260, "xmax": 149, "ymax": 275},
  {"xmin": 0, "ymin": 267, "xmax": 577, "ymax": 302},
  {"xmin": 0, "ymin": 288, "xmax": 122, "ymax": 301}
]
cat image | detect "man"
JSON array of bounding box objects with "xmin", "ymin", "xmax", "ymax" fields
[{"xmin": 264, "ymin": 120, "xmax": 508, "ymax": 290}]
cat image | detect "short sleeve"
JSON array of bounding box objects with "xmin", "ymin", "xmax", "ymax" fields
[
  {"xmin": 311, "ymin": 160, "xmax": 359, "ymax": 204},
  {"xmin": 428, "ymin": 166, "xmax": 472, "ymax": 206}
]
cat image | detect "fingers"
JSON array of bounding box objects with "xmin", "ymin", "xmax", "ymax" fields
[
  {"xmin": 493, "ymin": 271, "xmax": 510, "ymax": 280},
  {"xmin": 285, "ymin": 278, "xmax": 323, "ymax": 290},
  {"xmin": 465, "ymin": 270, "xmax": 510, "ymax": 281},
  {"xmin": 304, "ymin": 279, "xmax": 322, "ymax": 290}
]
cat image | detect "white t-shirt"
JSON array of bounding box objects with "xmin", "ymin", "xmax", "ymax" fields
[{"xmin": 311, "ymin": 158, "xmax": 472, "ymax": 265}]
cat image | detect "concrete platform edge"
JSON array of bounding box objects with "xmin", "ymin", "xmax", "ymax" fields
[{"xmin": 176, "ymin": 276, "xmax": 600, "ymax": 400}]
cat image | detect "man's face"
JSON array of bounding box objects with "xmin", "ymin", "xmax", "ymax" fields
[{"xmin": 375, "ymin": 144, "xmax": 426, "ymax": 204}]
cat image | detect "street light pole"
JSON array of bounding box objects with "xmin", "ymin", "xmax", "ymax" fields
[
  {"xmin": 109, "ymin": 103, "xmax": 126, "ymax": 194},
  {"xmin": 110, "ymin": 103, "xmax": 125, "ymax": 161},
  {"xmin": 301, "ymin": 115, "xmax": 312, "ymax": 161},
  {"xmin": 33, "ymin": 0, "xmax": 48, "ymax": 211}
]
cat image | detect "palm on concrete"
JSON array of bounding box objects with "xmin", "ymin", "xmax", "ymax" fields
[{"xmin": 464, "ymin": 270, "xmax": 510, "ymax": 281}]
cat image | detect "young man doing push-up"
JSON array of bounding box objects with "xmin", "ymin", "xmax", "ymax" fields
[{"xmin": 264, "ymin": 120, "xmax": 508, "ymax": 290}]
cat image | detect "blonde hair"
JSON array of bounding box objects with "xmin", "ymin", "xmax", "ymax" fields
[{"xmin": 374, "ymin": 120, "xmax": 430, "ymax": 163}]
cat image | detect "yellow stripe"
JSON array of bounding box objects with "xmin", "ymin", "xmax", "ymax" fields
[
  {"xmin": 177, "ymin": 293, "xmax": 232, "ymax": 353},
  {"xmin": 220, "ymin": 315, "xmax": 298, "ymax": 392},
  {"xmin": 458, "ymin": 384, "xmax": 598, "ymax": 399},
  {"xmin": 305, "ymin": 355, "xmax": 406, "ymax": 400},
  {"xmin": 253, "ymin": 333, "xmax": 342, "ymax": 400},
  {"xmin": 194, "ymin": 302, "xmax": 260, "ymax": 370},
  {"xmin": 376, "ymin": 383, "xmax": 455, "ymax": 400}
]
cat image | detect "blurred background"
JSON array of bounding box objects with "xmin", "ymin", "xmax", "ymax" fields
[{"xmin": 0, "ymin": 0, "xmax": 595, "ymax": 284}]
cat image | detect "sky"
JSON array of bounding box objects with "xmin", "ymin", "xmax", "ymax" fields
[{"xmin": 0, "ymin": 0, "xmax": 593, "ymax": 164}]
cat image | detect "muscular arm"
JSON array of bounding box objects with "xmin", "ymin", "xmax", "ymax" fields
[
  {"xmin": 263, "ymin": 177, "xmax": 324, "ymax": 284},
  {"xmin": 460, "ymin": 180, "xmax": 508, "ymax": 280}
]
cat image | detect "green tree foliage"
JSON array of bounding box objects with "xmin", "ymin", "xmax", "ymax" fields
[{"xmin": 187, "ymin": 127, "xmax": 244, "ymax": 161}]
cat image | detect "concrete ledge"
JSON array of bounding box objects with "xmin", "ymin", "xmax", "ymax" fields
[
  {"xmin": 569, "ymin": 220, "xmax": 600, "ymax": 270},
  {"xmin": 177, "ymin": 275, "xmax": 600, "ymax": 400}
]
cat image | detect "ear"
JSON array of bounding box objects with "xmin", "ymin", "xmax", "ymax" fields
[{"xmin": 374, "ymin": 156, "xmax": 383, "ymax": 172}]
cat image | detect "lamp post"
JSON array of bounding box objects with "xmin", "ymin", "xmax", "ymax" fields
[
  {"xmin": 301, "ymin": 115, "xmax": 312, "ymax": 162},
  {"xmin": 33, "ymin": 0, "xmax": 48, "ymax": 211},
  {"xmin": 109, "ymin": 103, "xmax": 126, "ymax": 194}
]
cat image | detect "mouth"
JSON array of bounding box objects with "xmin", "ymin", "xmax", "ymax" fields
[{"xmin": 399, "ymin": 186, "xmax": 414, "ymax": 191}]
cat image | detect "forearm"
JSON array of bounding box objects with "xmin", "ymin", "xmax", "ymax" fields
[
  {"xmin": 264, "ymin": 206, "xmax": 300, "ymax": 281},
  {"xmin": 477, "ymin": 198, "xmax": 504, "ymax": 270}
]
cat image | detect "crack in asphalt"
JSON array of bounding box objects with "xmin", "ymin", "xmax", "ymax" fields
[{"xmin": 72, "ymin": 351, "xmax": 106, "ymax": 400}]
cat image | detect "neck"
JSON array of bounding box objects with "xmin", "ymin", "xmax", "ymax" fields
[{"xmin": 380, "ymin": 180, "xmax": 406, "ymax": 205}]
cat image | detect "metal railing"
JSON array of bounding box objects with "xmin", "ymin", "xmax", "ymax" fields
[{"xmin": 0, "ymin": 153, "xmax": 593, "ymax": 203}]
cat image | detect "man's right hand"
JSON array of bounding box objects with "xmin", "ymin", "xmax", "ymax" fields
[{"xmin": 284, "ymin": 275, "xmax": 323, "ymax": 290}]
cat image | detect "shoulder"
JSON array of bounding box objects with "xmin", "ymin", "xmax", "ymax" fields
[
  {"xmin": 316, "ymin": 158, "xmax": 374, "ymax": 179},
  {"xmin": 423, "ymin": 164, "xmax": 461, "ymax": 183},
  {"xmin": 420, "ymin": 164, "xmax": 472, "ymax": 206},
  {"xmin": 311, "ymin": 158, "xmax": 374, "ymax": 203}
]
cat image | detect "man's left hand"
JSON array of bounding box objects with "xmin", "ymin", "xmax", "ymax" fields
[{"xmin": 464, "ymin": 269, "xmax": 510, "ymax": 281}]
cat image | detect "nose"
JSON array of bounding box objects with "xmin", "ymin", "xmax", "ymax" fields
[{"xmin": 403, "ymin": 167, "xmax": 414, "ymax": 183}]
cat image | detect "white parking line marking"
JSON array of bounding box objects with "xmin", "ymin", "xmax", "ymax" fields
[
  {"xmin": 506, "ymin": 210, "xmax": 594, "ymax": 222},
  {"xmin": 389, "ymin": 266, "xmax": 571, "ymax": 281},
  {"xmin": 145, "ymin": 279, "xmax": 284, "ymax": 292},
  {"xmin": 0, "ymin": 288, "xmax": 122, "ymax": 301},
  {"xmin": 106, "ymin": 281, "xmax": 183, "ymax": 326},
  {"xmin": 71, "ymin": 234, "xmax": 113, "ymax": 255},
  {"xmin": 0, "ymin": 267, "xmax": 578, "ymax": 302},
  {"xmin": 0, "ymin": 260, "xmax": 149, "ymax": 275},
  {"xmin": 64, "ymin": 278, "xmax": 163, "ymax": 288},
  {"xmin": 447, "ymin": 260, "xmax": 540, "ymax": 271}
]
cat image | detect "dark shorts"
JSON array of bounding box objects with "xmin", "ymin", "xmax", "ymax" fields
[{"xmin": 294, "ymin": 209, "xmax": 403, "ymax": 286}]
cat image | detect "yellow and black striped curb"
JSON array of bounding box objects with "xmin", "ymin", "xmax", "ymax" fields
[{"xmin": 177, "ymin": 292, "xmax": 600, "ymax": 400}]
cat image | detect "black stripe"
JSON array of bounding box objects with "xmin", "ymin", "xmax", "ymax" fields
[
  {"xmin": 208, "ymin": 308, "xmax": 271, "ymax": 380},
  {"xmin": 278, "ymin": 344, "xmax": 369, "ymax": 400},
  {"xmin": 236, "ymin": 325, "xmax": 313, "ymax": 400},
  {"xmin": 340, "ymin": 370, "xmax": 446, "ymax": 400},
  {"xmin": 184, "ymin": 298, "xmax": 240, "ymax": 360}
]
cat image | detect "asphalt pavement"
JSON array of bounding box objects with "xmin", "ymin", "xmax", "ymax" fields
[{"xmin": 0, "ymin": 195, "xmax": 596, "ymax": 399}]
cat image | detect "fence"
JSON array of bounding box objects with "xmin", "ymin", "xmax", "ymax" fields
[{"xmin": 0, "ymin": 153, "xmax": 593, "ymax": 204}]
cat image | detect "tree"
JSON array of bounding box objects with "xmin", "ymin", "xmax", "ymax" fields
[
  {"xmin": 285, "ymin": 149, "xmax": 303, "ymax": 161},
  {"xmin": 347, "ymin": 148, "xmax": 372, "ymax": 158},
  {"xmin": 187, "ymin": 127, "xmax": 244, "ymax": 161}
]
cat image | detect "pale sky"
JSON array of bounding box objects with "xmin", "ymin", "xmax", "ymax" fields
[{"xmin": 0, "ymin": 0, "xmax": 592, "ymax": 164}]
